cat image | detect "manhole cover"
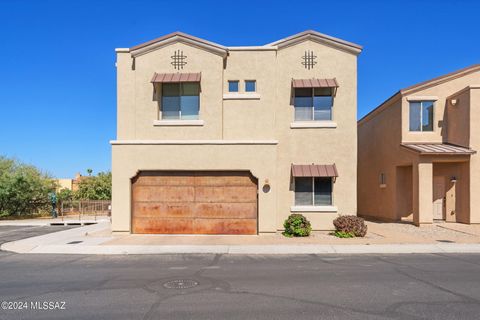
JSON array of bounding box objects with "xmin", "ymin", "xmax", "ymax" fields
[{"xmin": 163, "ymin": 279, "xmax": 198, "ymax": 289}]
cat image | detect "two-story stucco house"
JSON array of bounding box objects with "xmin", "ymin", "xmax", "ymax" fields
[
  {"xmin": 358, "ymin": 65, "xmax": 480, "ymax": 225},
  {"xmin": 111, "ymin": 30, "xmax": 362, "ymax": 234}
]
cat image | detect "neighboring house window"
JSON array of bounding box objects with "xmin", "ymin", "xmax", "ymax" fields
[
  {"xmin": 294, "ymin": 177, "xmax": 332, "ymax": 206},
  {"xmin": 245, "ymin": 80, "xmax": 256, "ymax": 92},
  {"xmin": 228, "ymin": 80, "xmax": 239, "ymax": 92},
  {"xmin": 379, "ymin": 173, "xmax": 386, "ymax": 185},
  {"xmin": 162, "ymin": 83, "xmax": 200, "ymax": 120},
  {"xmin": 409, "ymin": 101, "xmax": 434, "ymax": 131},
  {"xmin": 294, "ymin": 88, "xmax": 333, "ymax": 121}
]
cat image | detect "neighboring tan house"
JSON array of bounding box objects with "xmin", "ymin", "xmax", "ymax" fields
[
  {"xmin": 56, "ymin": 178, "xmax": 73, "ymax": 191},
  {"xmin": 56, "ymin": 173, "xmax": 87, "ymax": 192},
  {"xmin": 358, "ymin": 65, "xmax": 480, "ymax": 226},
  {"xmin": 111, "ymin": 30, "xmax": 362, "ymax": 234}
]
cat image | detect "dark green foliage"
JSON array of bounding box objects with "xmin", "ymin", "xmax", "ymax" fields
[
  {"xmin": 0, "ymin": 156, "xmax": 55, "ymax": 216},
  {"xmin": 74, "ymin": 172, "xmax": 111, "ymax": 200},
  {"xmin": 283, "ymin": 214, "xmax": 312, "ymax": 237},
  {"xmin": 333, "ymin": 215, "xmax": 368, "ymax": 237},
  {"xmin": 57, "ymin": 188, "xmax": 74, "ymax": 202},
  {"xmin": 332, "ymin": 230, "xmax": 355, "ymax": 238}
]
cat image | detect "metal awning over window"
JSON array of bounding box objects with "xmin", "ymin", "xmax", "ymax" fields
[
  {"xmin": 401, "ymin": 143, "xmax": 476, "ymax": 155},
  {"xmin": 292, "ymin": 78, "xmax": 338, "ymax": 96},
  {"xmin": 291, "ymin": 164, "xmax": 338, "ymax": 177},
  {"xmin": 151, "ymin": 72, "xmax": 201, "ymax": 83}
]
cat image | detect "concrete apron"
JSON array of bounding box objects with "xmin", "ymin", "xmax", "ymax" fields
[{"xmin": 3, "ymin": 222, "xmax": 480, "ymax": 255}]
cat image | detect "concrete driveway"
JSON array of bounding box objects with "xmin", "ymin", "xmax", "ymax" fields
[{"xmin": 0, "ymin": 225, "xmax": 74, "ymax": 254}]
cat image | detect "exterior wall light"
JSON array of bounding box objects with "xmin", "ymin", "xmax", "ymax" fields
[
  {"xmin": 262, "ymin": 179, "xmax": 271, "ymax": 193},
  {"xmin": 450, "ymin": 176, "xmax": 457, "ymax": 183}
]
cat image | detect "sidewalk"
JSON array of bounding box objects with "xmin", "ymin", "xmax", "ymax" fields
[
  {"xmin": 2, "ymin": 220, "xmax": 480, "ymax": 255},
  {"xmin": 0, "ymin": 217, "xmax": 109, "ymax": 226}
]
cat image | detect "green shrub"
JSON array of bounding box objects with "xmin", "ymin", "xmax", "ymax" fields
[
  {"xmin": 332, "ymin": 231, "xmax": 355, "ymax": 238},
  {"xmin": 283, "ymin": 214, "xmax": 312, "ymax": 237},
  {"xmin": 0, "ymin": 156, "xmax": 55, "ymax": 217},
  {"xmin": 74, "ymin": 171, "xmax": 111, "ymax": 200},
  {"xmin": 333, "ymin": 215, "xmax": 367, "ymax": 237}
]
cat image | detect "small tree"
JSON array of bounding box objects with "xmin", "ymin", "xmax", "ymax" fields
[
  {"xmin": 0, "ymin": 156, "xmax": 54, "ymax": 216},
  {"xmin": 75, "ymin": 171, "xmax": 111, "ymax": 200},
  {"xmin": 86, "ymin": 168, "xmax": 93, "ymax": 176},
  {"xmin": 57, "ymin": 188, "xmax": 74, "ymax": 202}
]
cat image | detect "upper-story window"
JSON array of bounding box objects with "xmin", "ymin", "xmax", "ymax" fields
[
  {"xmin": 228, "ymin": 80, "xmax": 239, "ymax": 92},
  {"xmin": 294, "ymin": 88, "xmax": 333, "ymax": 121},
  {"xmin": 409, "ymin": 101, "xmax": 434, "ymax": 132},
  {"xmin": 162, "ymin": 83, "xmax": 199, "ymax": 120},
  {"xmin": 245, "ymin": 80, "xmax": 256, "ymax": 92}
]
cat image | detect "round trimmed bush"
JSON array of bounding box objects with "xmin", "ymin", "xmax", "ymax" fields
[
  {"xmin": 283, "ymin": 214, "xmax": 312, "ymax": 237},
  {"xmin": 333, "ymin": 215, "xmax": 367, "ymax": 237}
]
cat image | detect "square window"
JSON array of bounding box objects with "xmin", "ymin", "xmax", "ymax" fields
[
  {"xmin": 228, "ymin": 81, "xmax": 239, "ymax": 92},
  {"xmin": 294, "ymin": 177, "xmax": 333, "ymax": 206},
  {"xmin": 245, "ymin": 80, "xmax": 256, "ymax": 92},
  {"xmin": 294, "ymin": 88, "xmax": 333, "ymax": 121},
  {"xmin": 161, "ymin": 83, "xmax": 199, "ymax": 120},
  {"xmin": 409, "ymin": 101, "xmax": 434, "ymax": 132}
]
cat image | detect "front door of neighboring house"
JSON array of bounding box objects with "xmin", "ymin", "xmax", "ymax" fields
[{"xmin": 433, "ymin": 176, "xmax": 446, "ymax": 220}]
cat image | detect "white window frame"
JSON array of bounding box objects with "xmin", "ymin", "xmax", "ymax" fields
[
  {"xmin": 409, "ymin": 100, "xmax": 435, "ymax": 132},
  {"xmin": 159, "ymin": 82, "xmax": 200, "ymax": 121},
  {"xmin": 294, "ymin": 88, "xmax": 334, "ymax": 121},
  {"xmin": 294, "ymin": 177, "xmax": 333, "ymax": 206}
]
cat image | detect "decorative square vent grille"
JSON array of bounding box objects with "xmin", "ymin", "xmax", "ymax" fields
[
  {"xmin": 171, "ymin": 50, "xmax": 187, "ymax": 70},
  {"xmin": 301, "ymin": 50, "xmax": 317, "ymax": 70}
]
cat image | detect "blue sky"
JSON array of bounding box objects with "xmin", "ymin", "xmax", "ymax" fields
[{"xmin": 0, "ymin": 0, "xmax": 478, "ymax": 178}]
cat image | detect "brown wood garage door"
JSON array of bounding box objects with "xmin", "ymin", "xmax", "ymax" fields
[{"xmin": 132, "ymin": 171, "xmax": 258, "ymax": 234}]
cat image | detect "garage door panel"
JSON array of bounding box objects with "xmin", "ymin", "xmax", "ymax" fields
[
  {"xmin": 135, "ymin": 174, "xmax": 194, "ymax": 186},
  {"xmin": 133, "ymin": 186, "xmax": 194, "ymax": 202},
  {"xmin": 223, "ymin": 175, "xmax": 256, "ymax": 186},
  {"xmin": 133, "ymin": 203, "xmax": 194, "ymax": 218},
  {"xmin": 133, "ymin": 218, "xmax": 194, "ymax": 234},
  {"xmin": 195, "ymin": 186, "xmax": 257, "ymax": 203},
  {"xmin": 194, "ymin": 219, "xmax": 257, "ymax": 235},
  {"xmin": 194, "ymin": 172, "xmax": 255, "ymax": 186},
  {"xmin": 223, "ymin": 186, "xmax": 257, "ymax": 202},
  {"xmin": 132, "ymin": 171, "xmax": 257, "ymax": 235},
  {"xmin": 195, "ymin": 203, "xmax": 257, "ymax": 219}
]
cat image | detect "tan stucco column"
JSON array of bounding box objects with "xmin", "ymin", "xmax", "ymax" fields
[
  {"xmin": 470, "ymin": 157, "xmax": 480, "ymax": 223},
  {"xmin": 413, "ymin": 160, "xmax": 433, "ymax": 226}
]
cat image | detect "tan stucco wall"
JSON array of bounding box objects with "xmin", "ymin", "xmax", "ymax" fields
[
  {"xmin": 358, "ymin": 98, "xmax": 407, "ymax": 220},
  {"xmin": 113, "ymin": 34, "xmax": 360, "ymax": 233},
  {"xmin": 222, "ymin": 50, "xmax": 276, "ymax": 140},
  {"xmin": 446, "ymin": 88, "xmax": 470, "ymax": 147},
  {"xmin": 469, "ymin": 88, "xmax": 480, "ymax": 223},
  {"xmin": 358, "ymin": 69, "xmax": 480, "ymax": 225},
  {"xmin": 56, "ymin": 179, "xmax": 73, "ymax": 191}
]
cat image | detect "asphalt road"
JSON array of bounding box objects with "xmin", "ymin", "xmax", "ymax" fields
[{"xmin": 1, "ymin": 251, "xmax": 480, "ymax": 320}]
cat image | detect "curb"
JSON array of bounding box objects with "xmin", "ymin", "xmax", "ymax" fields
[{"xmin": 4, "ymin": 242, "xmax": 480, "ymax": 255}]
